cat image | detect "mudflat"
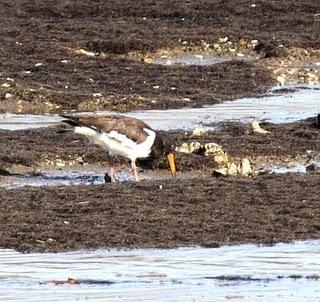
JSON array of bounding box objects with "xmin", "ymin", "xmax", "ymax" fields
[{"xmin": 0, "ymin": 1, "xmax": 320, "ymax": 252}]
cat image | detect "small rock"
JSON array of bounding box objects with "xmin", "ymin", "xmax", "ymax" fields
[
  {"xmin": 227, "ymin": 162, "xmax": 238, "ymax": 176},
  {"xmin": 212, "ymin": 167, "xmax": 228, "ymax": 177},
  {"xmin": 276, "ymin": 75, "xmax": 286, "ymax": 86},
  {"xmin": 252, "ymin": 120, "xmax": 271, "ymax": 134},
  {"xmin": 143, "ymin": 57, "xmax": 152, "ymax": 64},
  {"xmin": 189, "ymin": 142, "xmax": 202, "ymax": 153},
  {"xmin": 176, "ymin": 142, "xmax": 202, "ymax": 154},
  {"xmin": 306, "ymin": 164, "xmax": 316, "ymax": 172},
  {"xmin": 192, "ymin": 127, "xmax": 206, "ymax": 136},
  {"xmin": 104, "ymin": 173, "xmax": 112, "ymax": 183},
  {"xmin": 204, "ymin": 143, "xmax": 229, "ymax": 164},
  {"xmin": 239, "ymin": 158, "xmax": 252, "ymax": 176},
  {"xmin": 75, "ymin": 48, "xmax": 96, "ymax": 57},
  {"xmin": 1, "ymin": 82, "xmax": 11, "ymax": 88},
  {"xmin": 176, "ymin": 143, "xmax": 189, "ymax": 154},
  {"xmin": 218, "ymin": 37, "xmax": 228, "ymax": 43},
  {"xmin": 315, "ymin": 114, "xmax": 320, "ymax": 128},
  {"xmin": 0, "ymin": 167, "xmax": 10, "ymax": 176},
  {"xmin": 4, "ymin": 93, "xmax": 12, "ymax": 99},
  {"xmin": 214, "ymin": 154, "xmax": 229, "ymax": 165},
  {"xmin": 194, "ymin": 54, "xmax": 204, "ymax": 59},
  {"xmin": 56, "ymin": 159, "xmax": 66, "ymax": 167},
  {"xmin": 204, "ymin": 143, "xmax": 223, "ymax": 155},
  {"xmin": 213, "ymin": 43, "xmax": 220, "ymax": 50}
]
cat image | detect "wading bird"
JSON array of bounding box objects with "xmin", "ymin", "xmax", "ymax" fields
[{"xmin": 61, "ymin": 114, "xmax": 176, "ymax": 182}]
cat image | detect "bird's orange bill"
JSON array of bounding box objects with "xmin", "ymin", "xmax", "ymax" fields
[{"xmin": 167, "ymin": 152, "xmax": 176, "ymax": 177}]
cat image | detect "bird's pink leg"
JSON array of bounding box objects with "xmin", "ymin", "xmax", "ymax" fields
[
  {"xmin": 130, "ymin": 160, "xmax": 140, "ymax": 182},
  {"xmin": 109, "ymin": 166, "xmax": 116, "ymax": 182},
  {"xmin": 108, "ymin": 155, "xmax": 116, "ymax": 182}
]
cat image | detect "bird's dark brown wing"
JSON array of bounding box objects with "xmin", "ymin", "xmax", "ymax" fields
[{"xmin": 61, "ymin": 114, "xmax": 152, "ymax": 144}]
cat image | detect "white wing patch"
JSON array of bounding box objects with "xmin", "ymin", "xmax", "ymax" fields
[{"xmin": 74, "ymin": 126, "xmax": 156, "ymax": 161}]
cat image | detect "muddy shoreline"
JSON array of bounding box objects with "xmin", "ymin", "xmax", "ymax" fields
[
  {"xmin": 1, "ymin": 173, "xmax": 320, "ymax": 253},
  {"xmin": 1, "ymin": 1, "xmax": 320, "ymax": 113},
  {"xmin": 0, "ymin": 118, "xmax": 319, "ymax": 252},
  {"xmin": 0, "ymin": 1, "xmax": 320, "ymax": 253},
  {"xmin": 1, "ymin": 117, "xmax": 319, "ymax": 172}
]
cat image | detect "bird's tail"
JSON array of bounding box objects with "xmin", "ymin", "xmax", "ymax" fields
[{"xmin": 60, "ymin": 114, "xmax": 81, "ymax": 127}]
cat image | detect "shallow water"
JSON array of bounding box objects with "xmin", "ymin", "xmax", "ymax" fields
[
  {"xmin": 2, "ymin": 159, "xmax": 319, "ymax": 188},
  {"xmin": 0, "ymin": 86, "xmax": 318, "ymax": 131},
  {"xmin": 0, "ymin": 114, "xmax": 59, "ymax": 130},
  {"xmin": 1, "ymin": 240, "xmax": 320, "ymax": 301},
  {"xmin": 129, "ymin": 86, "xmax": 319, "ymax": 129},
  {"xmin": 257, "ymin": 159, "xmax": 320, "ymax": 174},
  {"xmin": 0, "ymin": 167, "xmax": 177, "ymax": 188},
  {"xmin": 151, "ymin": 53, "xmax": 243, "ymax": 66}
]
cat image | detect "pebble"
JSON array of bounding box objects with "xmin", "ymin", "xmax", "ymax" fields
[
  {"xmin": 252, "ymin": 120, "xmax": 271, "ymax": 134},
  {"xmin": 75, "ymin": 48, "xmax": 96, "ymax": 57},
  {"xmin": 1, "ymin": 82, "xmax": 11, "ymax": 88},
  {"xmin": 212, "ymin": 167, "xmax": 228, "ymax": 177},
  {"xmin": 192, "ymin": 127, "xmax": 206, "ymax": 136},
  {"xmin": 239, "ymin": 158, "xmax": 252, "ymax": 176},
  {"xmin": 218, "ymin": 37, "xmax": 229, "ymax": 43},
  {"xmin": 306, "ymin": 164, "xmax": 316, "ymax": 172},
  {"xmin": 214, "ymin": 154, "xmax": 229, "ymax": 165},
  {"xmin": 276, "ymin": 75, "xmax": 286, "ymax": 86},
  {"xmin": 227, "ymin": 162, "xmax": 238, "ymax": 176}
]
